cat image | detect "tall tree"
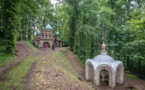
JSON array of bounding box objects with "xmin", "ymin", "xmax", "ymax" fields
[{"xmin": 1, "ymin": 0, "xmax": 19, "ymax": 53}]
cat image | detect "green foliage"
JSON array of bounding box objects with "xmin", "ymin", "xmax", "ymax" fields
[
  {"xmin": 1, "ymin": 0, "xmax": 145, "ymax": 80},
  {"xmin": 127, "ymin": 7, "xmax": 145, "ymax": 39},
  {"xmin": 125, "ymin": 72, "xmax": 139, "ymax": 79},
  {"xmin": 78, "ymin": 77, "xmax": 83, "ymax": 81},
  {"xmin": 0, "ymin": 0, "xmax": 18, "ymax": 54},
  {"xmin": 0, "ymin": 53, "xmax": 14, "ymax": 67},
  {"xmin": 0, "ymin": 0, "xmax": 53, "ymax": 54},
  {"xmin": 55, "ymin": 0, "xmax": 115, "ymax": 60},
  {"xmin": 56, "ymin": 0, "xmax": 145, "ymax": 79}
]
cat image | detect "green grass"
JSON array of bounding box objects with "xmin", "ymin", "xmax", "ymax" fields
[
  {"xmin": 23, "ymin": 41, "xmax": 38, "ymax": 52},
  {"xmin": 0, "ymin": 52, "xmax": 15, "ymax": 67},
  {"xmin": 0, "ymin": 41, "xmax": 37, "ymax": 67},
  {"xmin": 54, "ymin": 51, "xmax": 79, "ymax": 79},
  {"xmin": 0, "ymin": 56, "xmax": 40, "ymax": 90},
  {"xmin": 125, "ymin": 72, "xmax": 139, "ymax": 79},
  {"xmin": 53, "ymin": 51, "xmax": 94, "ymax": 89},
  {"xmin": 0, "ymin": 40, "xmax": 39, "ymax": 90}
]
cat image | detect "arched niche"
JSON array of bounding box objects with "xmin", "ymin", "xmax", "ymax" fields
[
  {"xmin": 116, "ymin": 64, "xmax": 124, "ymax": 84},
  {"xmin": 85, "ymin": 62, "xmax": 94, "ymax": 81},
  {"xmin": 100, "ymin": 69, "xmax": 109, "ymax": 85},
  {"xmin": 43, "ymin": 42, "xmax": 50, "ymax": 48},
  {"xmin": 94, "ymin": 64, "xmax": 116, "ymax": 88}
]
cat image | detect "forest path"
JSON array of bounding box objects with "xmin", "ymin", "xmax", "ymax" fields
[
  {"xmin": 0, "ymin": 42, "xmax": 33, "ymax": 76},
  {"xmin": 23, "ymin": 47, "xmax": 94, "ymax": 90}
]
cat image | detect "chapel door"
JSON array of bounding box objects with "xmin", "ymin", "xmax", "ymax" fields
[{"xmin": 43, "ymin": 42, "xmax": 50, "ymax": 48}]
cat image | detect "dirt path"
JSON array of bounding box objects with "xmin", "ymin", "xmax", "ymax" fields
[
  {"xmin": 0, "ymin": 42, "xmax": 32, "ymax": 76},
  {"xmin": 23, "ymin": 48, "xmax": 93, "ymax": 90}
]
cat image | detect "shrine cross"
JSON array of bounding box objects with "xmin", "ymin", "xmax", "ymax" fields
[{"xmin": 102, "ymin": 33, "xmax": 106, "ymax": 40}]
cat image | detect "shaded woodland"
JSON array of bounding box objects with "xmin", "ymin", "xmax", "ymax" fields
[{"xmin": 1, "ymin": 0, "xmax": 145, "ymax": 79}]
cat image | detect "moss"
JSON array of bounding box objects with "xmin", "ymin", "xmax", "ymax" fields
[{"xmin": 78, "ymin": 77, "xmax": 83, "ymax": 81}]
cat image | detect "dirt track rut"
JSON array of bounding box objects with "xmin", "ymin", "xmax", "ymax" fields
[{"xmin": 0, "ymin": 42, "xmax": 32, "ymax": 76}]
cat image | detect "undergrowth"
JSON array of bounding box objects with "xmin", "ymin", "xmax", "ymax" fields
[
  {"xmin": 0, "ymin": 41, "xmax": 37, "ymax": 67},
  {"xmin": 0, "ymin": 52, "xmax": 15, "ymax": 67},
  {"xmin": 125, "ymin": 72, "xmax": 139, "ymax": 79}
]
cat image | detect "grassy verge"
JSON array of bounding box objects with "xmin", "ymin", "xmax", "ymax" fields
[
  {"xmin": 0, "ymin": 52, "xmax": 15, "ymax": 67},
  {"xmin": 54, "ymin": 51, "xmax": 79, "ymax": 78},
  {"xmin": 0, "ymin": 56, "xmax": 40, "ymax": 90},
  {"xmin": 23, "ymin": 41, "xmax": 38, "ymax": 52},
  {"xmin": 125, "ymin": 72, "xmax": 139, "ymax": 79},
  {"xmin": 0, "ymin": 41, "xmax": 37, "ymax": 67},
  {"xmin": 53, "ymin": 51, "xmax": 95, "ymax": 89}
]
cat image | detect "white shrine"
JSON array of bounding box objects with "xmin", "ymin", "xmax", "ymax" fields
[{"xmin": 85, "ymin": 42, "xmax": 124, "ymax": 88}]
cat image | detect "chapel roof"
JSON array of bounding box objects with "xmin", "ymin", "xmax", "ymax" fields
[
  {"xmin": 36, "ymin": 31, "xmax": 41, "ymax": 35},
  {"xmin": 45, "ymin": 24, "xmax": 53, "ymax": 30}
]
